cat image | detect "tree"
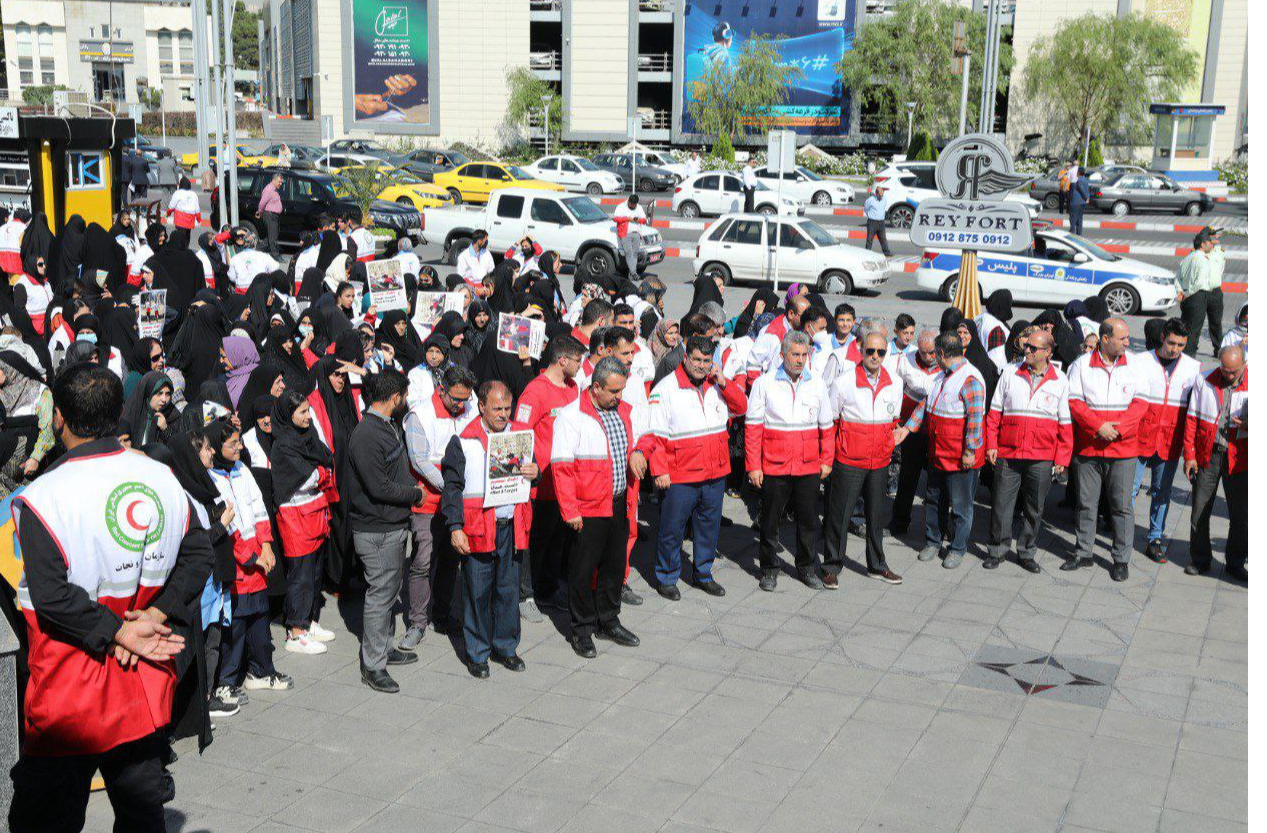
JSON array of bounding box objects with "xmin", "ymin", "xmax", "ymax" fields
[
  {"xmin": 504, "ymin": 66, "xmax": 562, "ymax": 153},
  {"xmin": 335, "ymin": 162, "xmax": 404, "ymax": 226},
  {"xmin": 1023, "ymin": 13, "xmax": 1198, "ymax": 150},
  {"xmin": 686, "ymin": 36, "xmax": 804, "ymax": 161},
  {"xmin": 837, "ymin": 0, "xmax": 1011, "ymax": 138},
  {"xmin": 906, "ymin": 132, "xmax": 936, "ymax": 161},
  {"xmin": 232, "ymin": 0, "xmax": 260, "ymax": 71},
  {"xmin": 21, "ymin": 84, "xmax": 69, "ymax": 107}
]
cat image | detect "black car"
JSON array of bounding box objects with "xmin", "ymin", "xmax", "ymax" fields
[
  {"xmin": 590, "ymin": 153, "xmax": 676, "ymax": 192},
  {"xmin": 234, "ymin": 167, "xmax": 423, "ymax": 247}
]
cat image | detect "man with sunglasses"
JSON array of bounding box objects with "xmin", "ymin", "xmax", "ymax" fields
[{"xmin": 983, "ymin": 330, "xmax": 1072, "ymax": 572}]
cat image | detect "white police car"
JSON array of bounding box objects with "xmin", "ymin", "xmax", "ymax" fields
[
  {"xmin": 915, "ymin": 228, "xmax": 1176, "ymax": 316},
  {"xmin": 875, "ymin": 161, "xmax": 1041, "ymax": 228}
]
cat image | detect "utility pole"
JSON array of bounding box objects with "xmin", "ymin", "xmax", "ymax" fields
[
  {"xmin": 223, "ymin": 0, "xmax": 239, "ymax": 226},
  {"xmin": 977, "ymin": 0, "xmax": 1004, "ymax": 135},
  {"xmin": 191, "ymin": 0, "xmax": 210, "ymax": 186},
  {"xmin": 211, "ymin": 0, "xmax": 227, "ymax": 226},
  {"xmin": 952, "ymin": 20, "xmax": 971, "ymax": 136}
]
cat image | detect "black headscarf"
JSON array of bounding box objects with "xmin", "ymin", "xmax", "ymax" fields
[
  {"xmin": 147, "ymin": 234, "xmax": 204, "ymax": 317},
  {"xmin": 169, "ymin": 300, "xmax": 228, "ymax": 395},
  {"xmin": 204, "ymin": 417, "xmax": 241, "ymax": 472},
  {"xmin": 310, "ymin": 355, "xmax": 358, "ymax": 452},
  {"xmin": 99, "ymin": 303, "xmax": 139, "ymax": 359},
  {"xmin": 1084, "ymin": 296, "xmax": 1109, "ymax": 324},
  {"xmin": 486, "ymin": 260, "xmax": 517, "ymax": 315},
  {"xmin": 466, "ymin": 299, "xmax": 493, "ymax": 354},
  {"xmin": 264, "ymin": 324, "xmax": 314, "ymax": 395},
  {"xmin": 376, "ymin": 309, "xmax": 423, "ymax": 370},
  {"xmin": 314, "ymin": 294, "xmax": 355, "ymax": 343},
  {"xmin": 166, "ymin": 430, "xmax": 218, "ymax": 507},
  {"xmin": 295, "ymin": 307, "xmax": 329, "ymax": 357},
  {"xmin": 19, "ymin": 213, "xmax": 53, "ymax": 279},
  {"xmin": 121, "ymin": 370, "xmax": 173, "ymax": 448},
  {"xmin": 433, "ymin": 311, "xmax": 472, "ymax": 368},
  {"xmin": 54, "ymin": 214, "xmax": 87, "ymax": 291},
  {"xmin": 178, "ymin": 380, "xmax": 235, "ymax": 436},
  {"xmin": 939, "ymin": 306, "xmax": 965, "ymax": 335},
  {"xmin": 270, "ymin": 393, "xmax": 335, "ymax": 506},
  {"xmin": 1143, "ymin": 318, "xmax": 1165, "ymax": 352},
  {"xmin": 688, "ymin": 273, "xmax": 725, "ymax": 316},
  {"xmin": 127, "ymin": 336, "xmax": 162, "ymax": 376},
  {"xmin": 985, "ymin": 289, "xmax": 1013, "ymax": 324},
  {"xmin": 1004, "ymin": 319, "xmax": 1032, "ymax": 364},
  {"xmin": 242, "ymin": 273, "xmax": 278, "ymax": 342},
  {"xmin": 470, "ymin": 321, "xmax": 535, "ymax": 402},
  {"xmin": 1036, "ymin": 308, "xmax": 1082, "ymax": 368},
  {"xmin": 297, "ymin": 267, "xmax": 326, "ymax": 303},
  {"xmin": 235, "ymin": 364, "xmax": 283, "ymax": 428},
  {"xmin": 733, "ymin": 288, "xmax": 778, "ymax": 339},
  {"xmin": 417, "ymin": 264, "xmax": 440, "ymax": 292},
  {"xmin": 315, "ymin": 230, "xmax": 343, "ymax": 272},
  {"xmin": 958, "ymin": 319, "xmax": 999, "ymax": 402}
]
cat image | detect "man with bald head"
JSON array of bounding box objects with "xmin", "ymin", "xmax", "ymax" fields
[
  {"xmin": 1066, "ymin": 317, "xmax": 1149, "ymax": 581},
  {"xmin": 888, "ymin": 329, "xmax": 941, "ymax": 536},
  {"xmin": 1182, "ymin": 345, "xmax": 1247, "ymax": 580},
  {"xmin": 983, "ymin": 328, "xmax": 1072, "ymax": 572}
]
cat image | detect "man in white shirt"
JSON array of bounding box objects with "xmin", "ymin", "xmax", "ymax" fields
[
  {"xmin": 455, "ymin": 230, "xmax": 495, "ymax": 289},
  {"xmin": 741, "ymin": 158, "xmax": 759, "ymax": 213},
  {"xmin": 227, "ymin": 232, "xmax": 281, "ymax": 293},
  {"xmin": 685, "ymin": 152, "xmax": 702, "ymax": 179},
  {"xmin": 395, "ymin": 237, "xmax": 422, "ymax": 279}
]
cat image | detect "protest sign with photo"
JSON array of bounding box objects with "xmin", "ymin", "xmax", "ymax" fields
[
  {"xmin": 483, "ymin": 430, "xmax": 534, "ymax": 508},
  {"xmin": 496, "ymin": 313, "xmax": 545, "ymax": 360},
  {"xmin": 412, "ymin": 291, "xmax": 464, "ymax": 332},
  {"xmin": 138, "ymin": 289, "xmax": 167, "ymax": 340},
  {"xmin": 366, "ymin": 259, "xmax": 407, "ymax": 311}
]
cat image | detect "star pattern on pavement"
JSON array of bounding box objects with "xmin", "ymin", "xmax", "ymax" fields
[{"xmin": 977, "ymin": 654, "xmax": 1107, "ymax": 696}]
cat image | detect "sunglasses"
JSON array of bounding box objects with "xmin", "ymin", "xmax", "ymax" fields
[
  {"xmin": 150, "ymin": 352, "xmax": 164, "ymax": 362},
  {"xmin": 35, "ymin": 261, "xmax": 45, "ymax": 269},
  {"xmin": 1023, "ymin": 343, "xmax": 1048, "ymax": 353},
  {"xmin": 864, "ymin": 347, "xmax": 887, "ymax": 357}
]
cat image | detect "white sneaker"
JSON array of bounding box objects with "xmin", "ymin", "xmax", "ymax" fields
[
  {"xmin": 244, "ymin": 672, "xmax": 294, "ymax": 691},
  {"xmin": 285, "ymin": 633, "xmax": 328, "ymax": 655},
  {"xmin": 307, "ymin": 620, "xmax": 336, "ymax": 642},
  {"xmin": 212, "ymin": 685, "xmax": 241, "ymax": 706}
]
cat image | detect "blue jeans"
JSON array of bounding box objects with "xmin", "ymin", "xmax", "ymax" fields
[
  {"xmin": 925, "ymin": 467, "xmax": 980, "ymax": 556},
  {"xmin": 461, "ymin": 523, "xmax": 522, "ymax": 664},
  {"xmin": 655, "ymin": 477, "xmax": 725, "ymax": 585},
  {"xmin": 1133, "ymin": 455, "xmax": 1180, "ymax": 543}
]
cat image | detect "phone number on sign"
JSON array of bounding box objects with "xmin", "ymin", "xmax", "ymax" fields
[{"xmin": 923, "ymin": 231, "xmax": 1015, "ymax": 246}]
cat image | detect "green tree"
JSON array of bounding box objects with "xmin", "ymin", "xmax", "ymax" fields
[
  {"xmin": 1023, "ymin": 13, "xmax": 1199, "ymax": 150},
  {"xmin": 334, "ymin": 162, "xmax": 404, "ymax": 226},
  {"xmin": 906, "ymin": 131, "xmax": 936, "ymax": 161},
  {"xmin": 1085, "ymin": 136, "xmax": 1104, "ymax": 167},
  {"xmin": 686, "ymin": 35, "xmax": 804, "ymax": 161},
  {"xmin": 232, "ymin": 0, "xmax": 260, "ymax": 71},
  {"xmin": 504, "ymin": 67, "xmax": 562, "ymax": 153},
  {"xmin": 21, "ymin": 84, "xmax": 69, "ymax": 107},
  {"xmin": 837, "ymin": 0, "xmax": 1011, "ymax": 138}
]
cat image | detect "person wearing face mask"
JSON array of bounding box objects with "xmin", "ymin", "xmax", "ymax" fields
[
  {"xmin": 504, "ymin": 235, "xmax": 543, "ymax": 273},
  {"xmin": 456, "ymin": 229, "xmax": 495, "ymax": 290}
]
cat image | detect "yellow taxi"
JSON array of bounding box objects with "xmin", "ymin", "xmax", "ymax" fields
[
  {"xmin": 374, "ymin": 172, "xmax": 452, "ymax": 209},
  {"xmin": 431, "ymin": 161, "xmax": 565, "ymax": 204},
  {"xmin": 179, "ymin": 145, "xmax": 278, "ymax": 168}
]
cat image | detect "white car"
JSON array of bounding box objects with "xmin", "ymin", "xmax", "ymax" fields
[
  {"xmin": 915, "ymin": 228, "xmax": 1176, "ymax": 316},
  {"xmin": 874, "ymin": 161, "xmax": 1040, "ymax": 228},
  {"xmin": 693, "ymin": 213, "xmax": 889, "ymax": 295},
  {"xmin": 631, "ymin": 150, "xmax": 690, "ymax": 182},
  {"xmin": 673, "ymin": 172, "xmax": 803, "ymax": 218},
  {"xmin": 316, "ymin": 152, "xmax": 391, "ymax": 172},
  {"xmin": 754, "ymin": 165, "xmax": 856, "ymax": 206},
  {"xmin": 522, "ymin": 155, "xmax": 625, "ymax": 196}
]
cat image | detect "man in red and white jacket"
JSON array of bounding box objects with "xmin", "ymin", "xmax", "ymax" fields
[
  {"xmin": 746, "ymin": 330, "xmax": 832, "ymax": 591},
  {"xmin": 644, "ymin": 335, "xmax": 747, "ymax": 599},
  {"xmin": 983, "ymin": 328, "xmax": 1072, "ymax": 573},
  {"xmin": 746, "ymin": 295, "xmax": 809, "ymax": 381},
  {"xmin": 820, "ymin": 331, "xmax": 905, "ymax": 588},
  {"xmin": 1065, "ymin": 317, "xmax": 1148, "ymax": 580},
  {"xmin": 614, "ymin": 194, "xmax": 648, "ymax": 277},
  {"xmin": 0, "ymin": 207, "xmax": 28, "ymax": 277},
  {"xmin": 1132, "ymin": 318, "xmax": 1202, "ymax": 563},
  {"xmin": 552, "ymin": 356, "xmax": 649, "ymax": 658},
  {"xmin": 1182, "ymin": 345, "xmax": 1247, "ymax": 580},
  {"xmin": 889, "ymin": 329, "xmax": 940, "ymax": 535}
]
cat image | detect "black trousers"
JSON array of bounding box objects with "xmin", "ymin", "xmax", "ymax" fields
[
  {"xmin": 283, "ymin": 546, "xmax": 322, "ymax": 629},
  {"xmin": 525, "ymin": 497, "xmax": 573, "ymax": 600},
  {"xmin": 1069, "ymin": 204, "xmax": 1085, "ymax": 235},
  {"xmin": 757, "ymin": 473, "xmax": 819, "ymax": 572},
  {"xmin": 217, "ymin": 591, "xmax": 275, "ymax": 686},
  {"xmin": 569, "ymin": 500, "xmax": 628, "ymax": 635},
  {"xmin": 822, "ymin": 462, "xmax": 889, "ymax": 574},
  {"xmin": 1190, "ymin": 448, "xmax": 1246, "ymax": 570},
  {"xmin": 865, "ymin": 219, "xmax": 892, "ymax": 256},
  {"xmin": 989, "ymin": 459, "xmax": 1054, "ymax": 562},
  {"xmin": 743, "ymin": 186, "xmax": 755, "ymax": 212},
  {"xmin": 889, "ymin": 432, "xmax": 928, "ymax": 531},
  {"xmin": 1180, "ymin": 289, "xmax": 1224, "ymax": 357},
  {"xmin": 9, "ymin": 732, "xmax": 169, "ymax": 833},
  {"xmin": 262, "ymin": 211, "xmax": 281, "ymax": 257},
  {"xmin": 431, "ymin": 523, "xmax": 459, "ymax": 625}
]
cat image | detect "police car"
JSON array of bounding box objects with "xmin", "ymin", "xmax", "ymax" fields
[
  {"xmin": 915, "ymin": 228, "xmax": 1176, "ymax": 316},
  {"xmin": 874, "ymin": 161, "xmax": 1041, "ymax": 229}
]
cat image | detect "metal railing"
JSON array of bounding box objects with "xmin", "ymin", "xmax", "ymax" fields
[
  {"xmin": 637, "ymin": 52, "xmax": 672, "ymax": 72},
  {"xmin": 530, "ymin": 50, "xmax": 562, "ymax": 71},
  {"xmin": 639, "ymin": 0, "xmax": 669, "ymax": 9},
  {"xmin": 638, "ymin": 109, "xmax": 672, "ymax": 129},
  {"xmin": 529, "ymin": 0, "xmax": 561, "ymax": 10}
]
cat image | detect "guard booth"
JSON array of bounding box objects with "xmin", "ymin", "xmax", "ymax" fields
[
  {"xmin": 1148, "ymin": 103, "xmax": 1225, "ymax": 184},
  {"xmin": 0, "ymin": 115, "xmax": 135, "ymax": 233}
]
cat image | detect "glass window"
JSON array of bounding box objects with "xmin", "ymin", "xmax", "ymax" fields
[
  {"xmin": 574, "ymin": 158, "xmax": 599, "ymax": 171},
  {"xmin": 286, "ymin": 176, "xmax": 321, "ymax": 200},
  {"xmin": 496, "ymin": 195, "xmax": 525, "ymax": 218},
  {"xmin": 530, "ymin": 198, "xmax": 569, "ymax": 224},
  {"xmin": 66, "ymin": 151, "xmax": 104, "ymax": 190},
  {"xmin": 797, "ymin": 221, "xmax": 835, "ymax": 247},
  {"xmin": 777, "ymin": 224, "xmax": 809, "ymax": 249},
  {"xmin": 798, "ymin": 167, "xmax": 823, "ymax": 181},
  {"xmin": 158, "ymin": 31, "xmax": 174, "ymax": 75},
  {"xmin": 237, "ymin": 171, "xmax": 259, "ymax": 193},
  {"xmin": 179, "ymin": 31, "xmax": 195, "ymax": 74},
  {"xmin": 721, "ymin": 219, "xmax": 763, "ymax": 245},
  {"xmin": 696, "ymin": 175, "xmax": 719, "ymax": 190},
  {"xmin": 538, "ymin": 157, "xmax": 558, "ymax": 171},
  {"xmin": 910, "ymin": 167, "xmax": 937, "ymax": 189},
  {"xmin": 40, "ymin": 57, "xmax": 55, "ymax": 86},
  {"xmin": 505, "ymin": 165, "xmax": 530, "ymax": 180},
  {"xmin": 721, "ymin": 176, "xmax": 743, "ymax": 192},
  {"xmin": 561, "ymin": 197, "xmax": 608, "ymax": 223},
  {"xmin": 560, "ymin": 160, "xmax": 580, "ymax": 173}
]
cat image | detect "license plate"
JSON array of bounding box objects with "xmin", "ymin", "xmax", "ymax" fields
[
  {"xmin": 648, "ymin": 250, "xmax": 664, "ymax": 264},
  {"xmin": 408, "ymin": 228, "xmax": 422, "ymax": 236}
]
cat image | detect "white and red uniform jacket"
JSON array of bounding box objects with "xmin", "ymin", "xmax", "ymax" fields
[
  {"xmin": 195, "ymin": 247, "xmax": 216, "ymax": 289},
  {"xmin": 167, "ymin": 188, "xmax": 202, "ymax": 229},
  {"xmin": 275, "ymin": 464, "xmax": 333, "ymax": 559},
  {"xmin": 1183, "ymin": 367, "xmax": 1248, "ymax": 474},
  {"xmin": 456, "ymin": 244, "xmax": 495, "ymax": 287},
  {"xmin": 923, "ymin": 360, "xmax": 987, "ymax": 471},
  {"xmin": 307, "ymin": 389, "xmax": 361, "ymax": 466},
  {"xmin": 645, "ymin": 365, "xmax": 747, "ymax": 483},
  {"xmin": 128, "ymin": 242, "xmax": 154, "ymax": 286},
  {"xmin": 984, "ymin": 361, "xmax": 1073, "ymax": 467},
  {"xmin": 719, "ymin": 335, "xmax": 754, "ymax": 391},
  {"xmin": 208, "ymin": 461, "xmax": 273, "ymax": 594},
  {"xmin": 14, "ymin": 274, "xmax": 52, "ymax": 334},
  {"xmin": 613, "ymin": 202, "xmax": 647, "ymax": 239},
  {"xmin": 1134, "ymin": 350, "xmax": 1202, "ymax": 461},
  {"xmin": 629, "ymin": 339, "xmax": 656, "ymax": 394},
  {"xmin": 894, "ymin": 350, "xmax": 940, "ymax": 423},
  {"xmin": 516, "ymin": 374, "xmax": 579, "ymax": 502},
  {"xmin": 1067, "ymin": 350, "xmax": 1147, "ymax": 458},
  {"xmin": 227, "ymin": 248, "xmax": 281, "ymax": 293},
  {"xmin": 350, "ymin": 227, "xmax": 376, "ymax": 262},
  {"xmin": 576, "ymin": 357, "xmax": 650, "ymax": 426},
  {"xmin": 744, "ymin": 365, "xmax": 832, "ymax": 477},
  {"xmin": 441, "ymin": 419, "xmax": 534, "ymax": 553},
  {"xmin": 746, "ymin": 315, "xmax": 793, "ymax": 380},
  {"xmin": 407, "ymin": 390, "xmax": 476, "ymax": 515},
  {"xmin": 505, "ymin": 241, "xmax": 543, "ymax": 273},
  {"xmin": 822, "ymin": 361, "xmax": 904, "ymax": 470},
  {"xmin": 14, "ymin": 445, "xmax": 194, "ymax": 756},
  {"xmin": 0, "ymin": 218, "xmax": 26, "ymax": 274},
  {"xmin": 551, "ymin": 392, "xmax": 645, "ymax": 520}
]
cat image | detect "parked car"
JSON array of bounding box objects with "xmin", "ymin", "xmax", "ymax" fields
[
  {"xmin": 693, "ymin": 213, "xmax": 888, "ymax": 294},
  {"xmin": 128, "ymin": 136, "xmax": 172, "ymax": 160},
  {"xmin": 259, "ymin": 143, "xmax": 326, "ymax": 170},
  {"xmin": 591, "ymin": 153, "xmax": 677, "ymax": 192},
  {"xmin": 1028, "ymin": 164, "xmax": 1149, "ymax": 210},
  {"xmin": 372, "ymin": 171, "xmax": 454, "ymax": 210},
  {"xmin": 316, "ymin": 152, "xmax": 396, "ymax": 174},
  {"xmin": 627, "ymin": 150, "xmax": 691, "ymax": 182},
  {"xmin": 672, "ymin": 171, "xmax": 803, "ymax": 218},
  {"xmin": 915, "ymin": 227, "xmax": 1176, "ymax": 316},
  {"xmin": 328, "ymin": 139, "xmax": 398, "ymax": 163},
  {"xmin": 180, "ymin": 145, "xmax": 277, "ymax": 169},
  {"xmin": 235, "ymin": 167, "xmax": 422, "ymax": 248},
  {"xmin": 422, "ymin": 188, "xmax": 663, "ymax": 279},
  {"xmin": 873, "ymin": 161, "xmax": 1040, "ymax": 228},
  {"xmin": 1089, "ymin": 171, "xmax": 1213, "ymax": 216},
  {"xmin": 753, "ymin": 165, "xmax": 855, "ymax": 206},
  {"xmin": 431, "ymin": 161, "xmax": 564, "ymax": 204},
  {"xmin": 396, "ymin": 147, "xmax": 470, "ymax": 180},
  {"xmin": 522, "ymin": 155, "xmax": 624, "ymax": 195}
]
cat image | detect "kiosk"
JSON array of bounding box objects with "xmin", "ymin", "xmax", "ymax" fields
[{"xmin": 1148, "ymin": 103, "xmax": 1226, "ymax": 184}]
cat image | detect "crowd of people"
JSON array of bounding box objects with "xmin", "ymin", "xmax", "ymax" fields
[{"xmin": 0, "ymin": 199, "xmax": 1247, "ymax": 831}]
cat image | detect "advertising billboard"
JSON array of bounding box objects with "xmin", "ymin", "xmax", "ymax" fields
[
  {"xmin": 679, "ymin": 0, "xmax": 855, "ymax": 139},
  {"xmin": 348, "ymin": 0, "xmax": 431, "ymax": 126}
]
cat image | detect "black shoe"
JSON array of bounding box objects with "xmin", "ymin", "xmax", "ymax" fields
[
  {"xmin": 694, "ymin": 579, "xmax": 726, "ymax": 597},
  {"xmin": 621, "ymin": 584, "xmax": 644, "ymax": 606},
  {"xmin": 719, "ymin": 516, "xmax": 735, "ymax": 528},
  {"xmin": 888, "ymin": 521, "xmax": 909, "ymax": 537},
  {"xmin": 432, "ymin": 616, "xmax": 457, "ymax": 635},
  {"xmin": 759, "ymin": 571, "xmax": 777, "ymax": 592},
  {"xmin": 1060, "ymin": 557, "xmax": 1093, "ymax": 571},
  {"xmin": 1228, "ymin": 564, "xmax": 1248, "ymax": 582},
  {"xmin": 982, "ymin": 556, "xmax": 1002, "ymax": 570},
  {"xmin": 1144, "ymin": 539, "xmax": 1167, "ymax": 564},
  {"xmin": 492, "ymin": 653, "xmax": 526, "ymax": 672},
  {"xmin": 468, "ymin": 661, "xmax": 490, "ymax": 679},
  {"xmin": 847, "ymin": 521, "xmax": 866, "ymax": 537},
  {"xmin": 1184, "ymin": 563, "xmax": 1210, "ymax": 576},
  {"xmin": 1110, "ymin": 563, "xmax": 1129, "ymax": 582},
  {"xmin": 1018, "ymin": 558, "xmax": 1041, "ymax": 574},
  {"xmin": 798, "ymin": 567, "xmax": 824, "ymax": 590},
  {"xmin": 570, "ymin": 633, "xmax": 597, "ymax": 658},
  {"xmin": 361, "ymin": 667, "xmax": 400, "ymax": 693},
  {"xmin": 386, "ymin": 648, "xmax": 419, "ymax": 666},
  {"xmin": 596, "ymin": 624, "xmax": 640, "ymax": 647},
  {"xmin": 656, "ymin": 583, "xmax": 681, "ymax": 601}
]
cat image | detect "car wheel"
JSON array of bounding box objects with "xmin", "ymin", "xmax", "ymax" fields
[
  {"xmin": 812, "ymin": 190, "xmax": 833, "ymax": 206},
  {"xmin": 446, "ymin": 236, "xmax": 471, "ymax": 266},
  {"xmin": 818, "ymin": 270, "xmax": 854, "ymax": 295},
  {"xmin": 447, "ymin": 188, "xmax": 463, "ymax": 205},
  {"xmin": 1042, "ymin": 193, "xmax": 1060, "ymax": 210},
  {"xmin": 940, "ymin": 274, "xmax": 960, "ymax": 302},
  {"xmin": 638, "ymin": 178, "xmax": 656, "ymax": 193},
  {"xmin": 678, "ymin": 201, "xmax": 700, "ymax": 219},
  {"xmin": 1100, "ymin": 283, "xmax": 1141, "ymax": 317},
  {"xmin": 758, "ymin": 204, "xmax": 777, "ymax": 217},
  {"xmin": 1182, "ymin": 201, "xmax": 1202, "ymax": 216},
  {"xmin": 579, "ymin": 248, "xmax": 616, "ymax": 279},
  {"xmin": 396, "ymin": 196, "xmax": 414, "ymax": 207},
  {"xmin": 887, "ymin": 204, "xmax": 915, "ymax": 229},
  {"xmin": 586, "ymin": 182, "xmax": 603, "ymax": 196},
  {"xmin": 238, "ymin": 219, "xmax": 259, "ymax": 238},
  {"xmin": 1111, "ymin": 200, "xmax": 1130, "ymax": 216},
  {"xmin": 702, "ymin": 262, "xmax": 732, "ymax": 286}
]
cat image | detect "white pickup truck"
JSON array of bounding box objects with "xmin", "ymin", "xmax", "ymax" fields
[{"xmin": 422, "ymin": 188, "xmax": 665, "ymax": 280}]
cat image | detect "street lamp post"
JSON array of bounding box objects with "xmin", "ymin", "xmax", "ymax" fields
[
  {"xmin": 905, "ymin": 102, "xmax": 916, "ymax": 151},
  {"xmin": 541, "ymin": 93, "xmax": 552, "ymax": 155}
]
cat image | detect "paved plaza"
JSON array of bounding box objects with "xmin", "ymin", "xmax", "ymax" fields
[{"xmin": 89, "ymin": 467, "xmax": 1248, "ymax": 833}]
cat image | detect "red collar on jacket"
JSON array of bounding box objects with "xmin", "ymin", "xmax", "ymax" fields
[
  {"xmin": 573, "ymin": 327, "xmax": 591, "ymax": 347},
  {"xmin": 430, "ymin": 390, "xmax": 452, "ymax": 419},
  {"xmin": 1205, "ymin": 365, "xmax": 1249, "ymax": 393},
  {"xmin": 1089, "ymin": 350, "xmax": 1129, "ymax": 370},
  {"xmin": 854, "ymin": 362, "xmax": 894, "ymax": 395},
  {"xmin": 674, "ymin": 363, "xmax": 716, "ymax": 395},
  {"xmin": 579, "ymin": 387, "xmax": 632, "ymax": 425},
  {"xmin": 459, "ymin": 417, "xmax": 527, "ymax": 448},
  {"xmin": 1016, "ymin": 362, "xmax": 1058, "ymax": 385}
]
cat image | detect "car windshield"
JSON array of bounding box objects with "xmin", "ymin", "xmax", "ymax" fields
[
  {"xmin": 573, "ymin": 158, "xmax": 600, "ymax": 171},
  {"xmin": 1060, "ymin": 233, "xmax": 1121, "ymax": 262},
  {"xmin": 448, "ymin": 151, "xmax": 470, "ymax": 165},
  {"xmin": 563, "ymin": 197, "xmax": 609, "ymax": 223},
  {"xmin": 797, "ymin": 167, "xmax": 823, "ymax": 181},
  {"xmin": 645, "ymin": 153, "xmax": 671, "ymax": 166},
  {"xmin": 507, "ymin": 165, "xmax": 533, "ymax": 179},
  {"xmin": 797, "ymin": 220, "xmax": 836, "ymax": 247}
]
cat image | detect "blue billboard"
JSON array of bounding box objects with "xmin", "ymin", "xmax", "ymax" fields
[{"xmin": 680, "ymin": 0, "xmax": 855, "ymax": 138}]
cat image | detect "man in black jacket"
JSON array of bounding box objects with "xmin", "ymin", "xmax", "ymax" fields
[{"xmin": 347, "ymin": 368, "xmax": 423, "ymax": 693}]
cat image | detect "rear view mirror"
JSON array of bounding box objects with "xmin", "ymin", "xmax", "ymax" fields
[{"xmin": 1073, "ymin": 253, "xmax": 1090, "ymax": 264}]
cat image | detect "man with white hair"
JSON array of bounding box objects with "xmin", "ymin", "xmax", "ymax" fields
[
  {"xmin": 226, "ymin": 231, "xmax": 281, "ymax": 294},
  {"xmin": 395, "ymin": 237, "xmax": 421, "ymax": 279}
]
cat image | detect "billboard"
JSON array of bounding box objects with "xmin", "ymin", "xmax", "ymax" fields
[
  {"xmin": 679, "ymin": 0, "xmax": 855, "ymax": 138},
  {"xmin": 349, "ymin": 0, "xmax": 431, "ymax": 125}
]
